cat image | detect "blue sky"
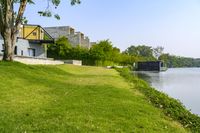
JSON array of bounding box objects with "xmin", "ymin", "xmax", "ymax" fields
[{"xmin": 21, "ymin": 0, "xmax": 200, "ymax": 58}]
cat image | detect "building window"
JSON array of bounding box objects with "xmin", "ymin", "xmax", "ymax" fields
[
  {"xmin": 28, "ymin": 48, "xmax": 36, "ymax": 57},
  {"xmin": 14, "ymin": 46, "xmax": 17, "ymax": 55},
  {"xmin": 21, "ymin": 50, "xmax": 23, "ymax": 56},
  {"xmin": 32, "ymin": 32, "xmax": 37, "ymax": 36}
]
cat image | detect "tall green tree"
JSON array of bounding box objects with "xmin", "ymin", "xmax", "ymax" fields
[
  {"xmin": 89, "ymin": 40, "xmax": 113, "ymax": 61},
  {"xmin": 48, "ymin": 36, "xmax": 72, "ymax": 59},
  {"xmin": 111, "ymin": 47, "xmax": 121, "ymax": 63},
  {"xmin": 0, "ymin": 0, "xmax": 80, "ymax": 61},
  {"xmin": 124, "ymin": 45, "xmax": 155, "ymax": 58}
]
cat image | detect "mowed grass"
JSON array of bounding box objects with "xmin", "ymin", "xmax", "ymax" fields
[{"xmin": 0, "ymin": 62, "xmax": 187, "ymax": 133}]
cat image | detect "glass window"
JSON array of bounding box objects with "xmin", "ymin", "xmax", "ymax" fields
[{"xmin": 32, "ymin": 32, "xmax": 37, "ymax": 36}]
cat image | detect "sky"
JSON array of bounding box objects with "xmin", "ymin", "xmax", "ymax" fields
[{"xmin": 21, "ymin": 0, "xmax": 200, "ymax": 58}]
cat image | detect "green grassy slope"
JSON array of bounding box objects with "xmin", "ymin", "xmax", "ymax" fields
[{"xmin": 0, "ymin": 62, "xmax": 187, "ymax": 132}]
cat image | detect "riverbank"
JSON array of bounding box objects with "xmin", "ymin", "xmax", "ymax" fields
[
  {"xmin": 0, "ymin": 62, "xmax": 187, "ymax": 132},
  {"xmin": 136, "ymin": 67, "xmax": 200, "ymax": 116},
  {"xmin": 115, "ymin": 67, "xmax": 200, "ymax": 132}
]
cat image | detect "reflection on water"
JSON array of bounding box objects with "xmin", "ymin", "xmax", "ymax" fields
[
  {"xmin": 134, "ymin": 68, "xmax": 200, "ymax": 116},
  {"xmin": 133, "ymin": 71, "xmax": 152, "ymax": 83}
]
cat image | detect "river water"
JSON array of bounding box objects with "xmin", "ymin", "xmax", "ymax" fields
[{"xmin": 134, "ymin": 68, "xmax": 200, "ymax": 116}]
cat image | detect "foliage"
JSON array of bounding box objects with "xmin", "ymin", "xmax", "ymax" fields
[
  {"xmin": 37, "ymin": 0, "xmax": 80, "ymax": 19},
  {"xmin": 159, "ymin": 54, "xmax": 200, "ymax": 68},
  {"xmin": 48, "ymin": 36, "xmax": 89, "ymax": 61},
  {"xmin": 116, "ymin": 68, "xmax": 200, "ymax": 132},
  {"xmin": 124, "ymin": 45, "xmax": 156, "ymax": 60},
  {"xmin": 47, "ymin": 38, "xmax": 156, "ymax": 66},
  {"xmin": 48, "ymin": 36, "xmax": 200, "ymax": 68},
  {"xmin": 88, "ymin": 40, "xmax": 121, "ymax": 65},
  {"xmin": 153, "ymin": 46, "xmax": 164, "ymax": 59},
  {"xmin": 48, "ymin": 36, "xmax": 72, "ymax": 58},
  {"xmin": 0, "ymin": 62, "xmax": 187, "ymax": 132}
]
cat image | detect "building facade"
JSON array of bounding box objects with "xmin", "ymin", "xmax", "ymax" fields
[
  {"xmin": 0, "ymin": 39, "xmax": 46, "ymax": 58},
  {"xmin": 0, "ymin": 24, "xmax": 54, "ymax": 58},
  {"xmin": 44, "ymin": 26, "xmax": 91, "ymax": 49}
]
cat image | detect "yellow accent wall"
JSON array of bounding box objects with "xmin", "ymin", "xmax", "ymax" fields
[{"xmin": 20, "ymin": 25, "xmax": 44, "ymax": 40}]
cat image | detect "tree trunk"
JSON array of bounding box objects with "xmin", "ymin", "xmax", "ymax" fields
[
  {"xmin": 2, "ymin": 29, "xmax": 15, "ymax": 62},
  {"xmin": 1, "ymin": 0, "xmax": 14, "ymax": 61},
  {"xmin": 0, "ymin": 0, "xmax": 27, "ymax": 61},
  {"xmin": 2, "ymin": 31, "xmax": 17, "ymax": 61}
]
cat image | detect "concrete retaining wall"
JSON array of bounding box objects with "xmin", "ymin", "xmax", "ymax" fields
[
  {"xmin": 64, "ymin": 60, "xmax": 82, "ymax": 66},
  {"xmin": 0, "ymin": 56, "xmax": 64, "ymax": 65}
]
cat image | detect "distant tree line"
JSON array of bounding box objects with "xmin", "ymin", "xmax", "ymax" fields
[
  {"xmin": 47, "ymin": 36, "xmax": 200, "ymax": 67},
  {"xmin": 159, "ymin": 54, "xmax": 200, "ymax": 68}
]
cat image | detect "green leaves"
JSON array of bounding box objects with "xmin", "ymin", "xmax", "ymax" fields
[
  {"xmin": 27, "ymin": 0, "xmax": 35, "ymax": 4},
  {"xmin": 51, "ymin": 0, "xmax": 60, "ymax": 6},
  {"xmin": 38, "ymin": 12, "xmax": 60, "ymax": 20},
  {"xmin": 38, "ymin": 11, "xmax": 52, "ymax": 17},
  {"xmin": 37, "ymin": 0, "xmax": 81, "ymax": 20},
  {"xmin": 14, "ymin": 0, "xmax": 81, "ymax": 20},
  {"xmin": 54, "ymin": 14, "xmax": 60, "ymax": 20},
  {"xmin": 71, "ymin": 0, "xmax": 81, "ymax": 5},
  {"xmin": 13, "ymin": 0, "xmax": 35, "ymax": 4}
]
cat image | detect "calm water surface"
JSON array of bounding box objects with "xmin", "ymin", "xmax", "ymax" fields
[{"xmin": 134, "ymin": 68, "xmax": 200, "ymax": 116}]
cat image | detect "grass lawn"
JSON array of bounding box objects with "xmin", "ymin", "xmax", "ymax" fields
[{"xmin": 0, "ymin": 62, "xmax": 187, "ymax": 132}]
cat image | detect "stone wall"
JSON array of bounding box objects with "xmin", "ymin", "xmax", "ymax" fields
[
  {"xmin": 81, "ymin": 36, "xmax": 90, "ymax": 48},
  {"xmin": 44, "ymin": 26, "xmax": 70, "ymax": 39},
  {"xmin": 67, "ymin": 34, "xmax": 81, "ymax": 47},
  {"xmin": 44, "ymin": 26, "xmax": 91, "ymax": 49}
]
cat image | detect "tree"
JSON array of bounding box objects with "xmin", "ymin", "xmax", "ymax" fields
[
  {"xmin": 124, "ymin": 45, "xmax": 154, "ymax": 58},
  {"xmin": 111, "ymin": 47, "xmax": 121, "ymax": 63},
  {"xmin": 123, "ymin": 45, "xmax": 138, "ymax": 56},
  {"xmin": 153, "ymin": 46, "xmax": 164, "ymax": 59},
  {"xmin": 47, "ymin": 36, "xmax": 72, "ymax": 59},
  {"xmin": 89, "ymin": 40, "xmax": 113, "ymax": 61},
  {"xmin": 0, "ymin": 0, "xmax": 80, "ymax": 61},
  {"xmin": 159, "ymin": 53, "xmax": 200, "ymax": 68}
]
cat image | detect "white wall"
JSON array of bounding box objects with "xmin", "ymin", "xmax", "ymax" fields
[
  {"xmin": 0, "ymin": 39, "xmax": 3, "ymax": 55},
  {"xmin": 0, "ymin": 38, "xmax": 46, "ymax": 58}
]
